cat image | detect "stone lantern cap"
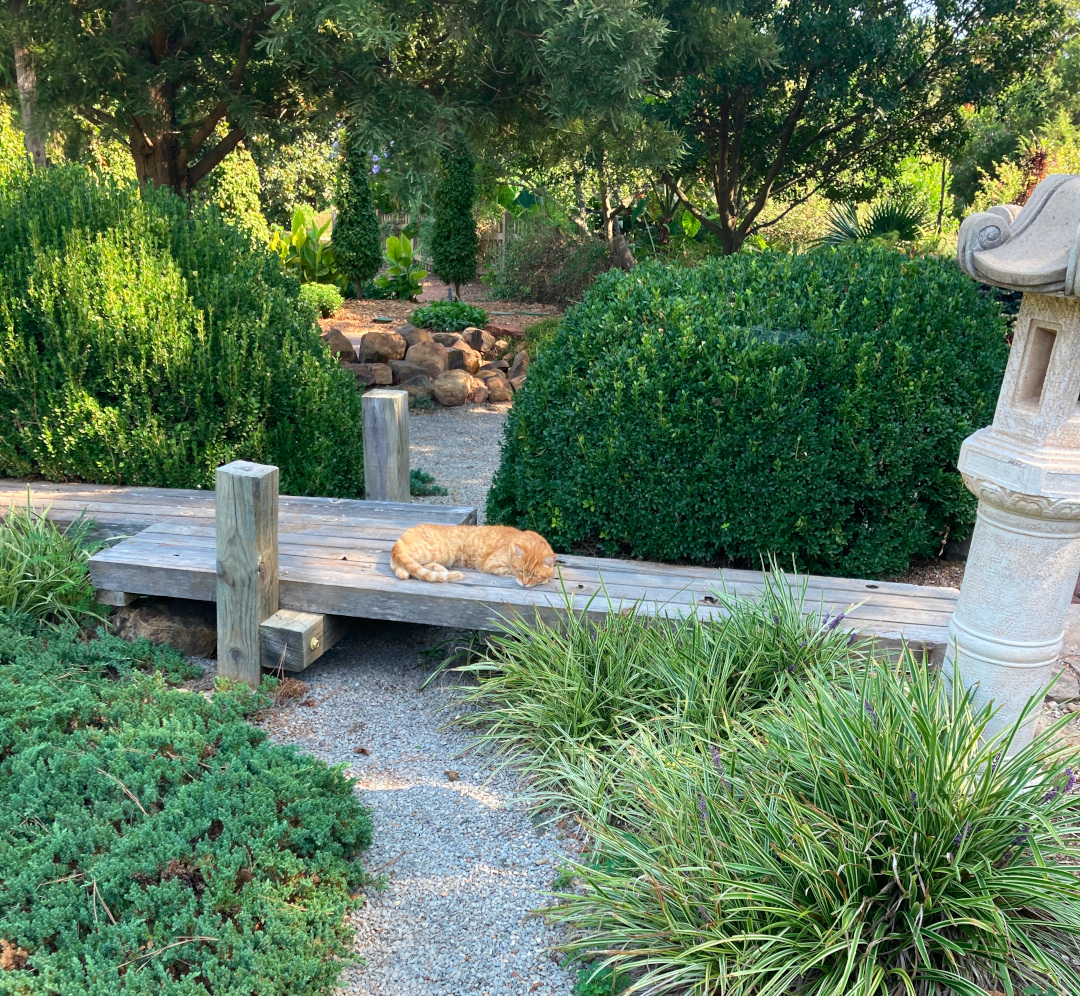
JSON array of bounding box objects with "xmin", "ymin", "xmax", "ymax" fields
[{"xmin": 958, "ymin": 174, "xmax": 1080, "ymax": 296}]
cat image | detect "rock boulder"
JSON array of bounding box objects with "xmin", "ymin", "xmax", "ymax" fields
[
  {"xmin": 447, "ymin": 344, "xmax": 481, "ymax": 374},
  {"xmin": 321, "ymin": 327, "xmax": 356, "ymax": 363},
  {"xmin": 401, "ymin": 374, "xmax": 434, "ymax": 402},
  {"xmin": 359, "ymin": 331, "xmax": 406, "ymax": 364},
  {"xmin": 405, "ymin": 341, "xmax": 449, "ymax": 380},
  {"xmin": 485, "ymin": 375, "xmax": 513, "ymax": 403},
  {"xmin": 402, "ymin": 326, "xmax": 433, "ymax": 349},
  {"xmin": 432, "ymin": 369, "xmax": 474, "ymax": 406},
  {"xmin": 461, "ymin": 327, "xmax": 497, "ymax": 354},
  {"xmin": 390, "ymin": 359, "xmax": 429, "ymax": 385}
]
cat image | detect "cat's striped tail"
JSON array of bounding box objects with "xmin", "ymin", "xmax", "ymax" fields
[{"xmin": 390, "ymin": 542, "xmax": 465, "ymax": 583}]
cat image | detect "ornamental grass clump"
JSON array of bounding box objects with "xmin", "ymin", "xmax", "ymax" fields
[
  {"xmin": 0, "ymin": 497, "xmax": 102, "ymax": 626},
  {"xmin": 456, "ymin": 573, "xmax": 867, "ymax": 799},
  {"xmin": 551, "ymin": 658, "xmax": 1080, "ymax": 996}
]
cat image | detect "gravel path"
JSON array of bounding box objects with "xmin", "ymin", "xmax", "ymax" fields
[
  {"xmin": 257, "ymin": 621, "xmax": 581, "ymax": 996},
  {"xmin": 409, "ymin": 405, "xmax": 511, "ymax": 523}
]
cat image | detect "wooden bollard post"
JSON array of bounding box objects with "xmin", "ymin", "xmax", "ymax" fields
[
  {"xmin": 216, "ymin": 461, "xmax": 279, "ymax": 688},
  {"xmin": 362, "ymin": 389, "xmax": 410, "ymax": 503}
]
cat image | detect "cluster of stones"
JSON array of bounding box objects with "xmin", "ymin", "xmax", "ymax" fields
[{"xmin": 320, "ymin": 323, "xmax": 529, "ymax": 406}]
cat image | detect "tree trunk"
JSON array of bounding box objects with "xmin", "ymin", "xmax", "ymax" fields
[
  {"xmin": 572, "ymin": 172, "xmax": 592, "ymax": 240},
  {"xmin": 597, "ymin": 156, "xmax": 636, "ymax": 271},
  {"xmin": 129, "ymin": 124, "xmax": 184, "ymax": 191},
  {"xmin": 11, "ymin": 0, "xmax": 46, "ymax": 167}
]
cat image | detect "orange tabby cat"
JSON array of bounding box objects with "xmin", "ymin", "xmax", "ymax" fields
[{"xmin": 391, "ymin": 524, "xmax": 557, "ymax": 586}]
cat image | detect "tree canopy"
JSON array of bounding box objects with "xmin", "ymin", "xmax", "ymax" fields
[{"xmin": 652, "ymin": 0, "xmax": 1066, "ymax": 252}]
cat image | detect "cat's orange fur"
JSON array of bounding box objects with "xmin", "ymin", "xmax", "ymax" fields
[{"xmin": 391, "ymin": 524, "xmax": 557, "ymax": 586}]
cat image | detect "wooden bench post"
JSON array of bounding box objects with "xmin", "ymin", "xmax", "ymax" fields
[
  {"xmin": 362, "ymin": 388, "xmax": 410, "ymax": 503},
  {"xmin": 216, "ymin": 461, "xmax": 279, "ymax": 688}
]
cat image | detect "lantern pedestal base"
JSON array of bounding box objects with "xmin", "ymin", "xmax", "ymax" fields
[{"xmin": 944, "ymin": 490, "xmax": 1080, "ymax": 749}]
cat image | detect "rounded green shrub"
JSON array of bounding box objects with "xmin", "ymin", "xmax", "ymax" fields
[
  {"xmin": 300, "ymin": 281, "xmax": 344, "ymax": 318},
  {"xmin": 488, "ymin": 248, "xmax": 1008, "ymax": 578},
  {"xmin": 430, "ymin": 137, "xmax": 478, "ymax": 296},
  {"xmin": 0, "ymin": 166, "xmax": 365, "ymax": 497},
  {"xmin": 410, "ymin": 300, "xmax": 488, "ymax": 333},
  {"xmin": 331, "ymin": 139, "xmax": 381, "ymax": 287}
]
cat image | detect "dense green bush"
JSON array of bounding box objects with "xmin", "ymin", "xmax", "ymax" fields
[
  {"xmin": 0, "ymin": 615, "xmax": 373, "ymax": 994},
  {"xmin": 300, "ymin": 282, "xmax": 344, "ymax": 318},
  {"xmin": 488, "ymin": 248, "xmax": 1008, "ymax": 578},
  {"xmin": 0, "ymin": 166, "xmax": 365, "ymax": 497},
  {"xmin": 483, "ymin": 223, "xmax": 613, "ymax": 306},
  {"xmin": 410, "ymin": 300, "xmax": 488, "ymax": 333},
  {"xmin": 331, "ymin": 141, "xmax": 381, "ymax": 288},
  {"xmin": 430, "ymin": 137, "xmax": 478, "ymax": 296}
]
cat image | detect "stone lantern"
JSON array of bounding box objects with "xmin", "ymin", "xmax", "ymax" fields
[{"xmin": 953, "ymin": 174, "xmax": 1080, "ymax": 747}]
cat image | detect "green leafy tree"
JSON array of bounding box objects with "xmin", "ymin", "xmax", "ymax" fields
[
  {"xmin": 651, "ymin": 0, "xmax": 1067, "ymax": 253},
  {"xmin": 431, "ymin": 137, "xmax": 479, "ymax": 297},
  {"xmin": 2, "ymin": 0, "xmax": 397, "ymax": 193},
  {"xmin": 332, "ymin": 139, "xmax": 381, "ymax": 288}
]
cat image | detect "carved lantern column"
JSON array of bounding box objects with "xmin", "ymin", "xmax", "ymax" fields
[{"xmin": 952, "ymin": 175, "xmax": 1080, "ymax": 747}]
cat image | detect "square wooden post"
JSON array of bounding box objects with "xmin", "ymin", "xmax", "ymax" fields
[
  {"xmin": 216, "ymin": 461, "xmax": 279, "ymax": 688},
  {"xmin": 362, "ymin": 388, "xmax": 411, "ymax": 503}
]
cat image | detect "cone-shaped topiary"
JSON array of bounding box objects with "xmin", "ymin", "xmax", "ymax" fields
[
  {"xmin": 331, "ymin": 139, "xmax": 381, "ymax": 289},
  {"xmin": 431, "ymin": 136, "xmax": 478, "ymax": 297}
]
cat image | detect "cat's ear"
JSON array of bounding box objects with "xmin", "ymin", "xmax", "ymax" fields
[
  {"xmin": 513, "ymin": 544, "xmax": 524, "ymax": 557},
  {"xmin": 543, "ymin": 555, "xmax": 556, "ymax": 567}
]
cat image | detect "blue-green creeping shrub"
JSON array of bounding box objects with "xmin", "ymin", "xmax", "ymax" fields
[
  {"xmin": 487, "ymin": 248, "xmax": 1009, "ymax": 578},
  {"xmin": 0, "ymin": 166, "xmax": 364, "ymax": 497},
  {"xmin": 0, "ymin": 616, "xmax": 372, "ymax": 994}
]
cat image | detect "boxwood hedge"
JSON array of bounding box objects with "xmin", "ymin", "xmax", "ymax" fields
[
  {"xmin": 487, "ymin": 248, "xmax": 1009, "ymax": 578},
  {"xmin": 0, "ymin": 615, "xmax": 372, "ymax": 994},
  {"xmin": 0, "ymin": 166, "xmax": 364, "ymax": 497}
]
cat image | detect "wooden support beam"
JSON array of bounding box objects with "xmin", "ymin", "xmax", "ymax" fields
[
  {"xmin": 94, "ymin": 588, "xmax": 139, "ymax": 607},
  {"xmin": 362, "ymin": 389, "xmax": 410, "ymax": 503},
  {"xmin": 261, "ymin": 609, "xmax": 349, "ymax": 672},
  {"xmin": 216, "ymin": 461, "xmax": 279, "ymax": 688}
]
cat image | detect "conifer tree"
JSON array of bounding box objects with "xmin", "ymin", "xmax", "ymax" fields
[
  {"xmin": 332, "ymin": 141, "xmax": 381, "ymax": 290},
  {"xmin": 431, "ymin": 137, "xmax": 478, "ymax": 298}
]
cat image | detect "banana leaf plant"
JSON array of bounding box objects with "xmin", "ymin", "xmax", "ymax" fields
[{"xmin": 374, "ymin": 234, "xmax": 427, "ymax": 300}]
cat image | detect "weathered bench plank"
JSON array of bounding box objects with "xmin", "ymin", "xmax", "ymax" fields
[
  {"xmin": 0, "ymin": 479, "xmax": 475, "ymax": 540},
  {"xmin": 89, "ymin": 520, "xmax": 957, "ymax": 656}
]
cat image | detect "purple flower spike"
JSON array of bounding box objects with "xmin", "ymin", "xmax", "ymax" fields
[
  {"xmin": 698, "ymin": 794, "xmax": 709, "ymax": 830},
  {"xmin": 372, "ymin": 164, "xmax": 380, "ymax": 174},
  {"xmin": 1044, "ymin": 786, "xmax": 1059, "ymax": 805},
  {"xmin": 825, "ymin": 611, "xmax": 846, "ymax": 632},
  {"xmin": 710, "ymin": 744, "xmax": 724, "ymax": 775},
  {"xmin": 1065, "ymin": 768, "xmax": 1077, "ymax": 795},
  {"xmin": 772, "ymin": 614, "xmax": 780, "ymax": 626},
  {"xmin": 910, "ymin": 790, "xmax": 917, "ymax": 806},
  {"xmin": 787, "ymin": 663, "xmax": 795, "ymax": 674}
]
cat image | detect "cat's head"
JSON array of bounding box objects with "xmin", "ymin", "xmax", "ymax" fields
[{"xmin": 511, "ymin": 533, "xmax": 557, "ymax": 587}]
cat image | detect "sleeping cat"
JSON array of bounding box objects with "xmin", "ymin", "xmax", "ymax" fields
[{"xmin": 390, "ymin": 524, "xmax": 557, "ymax": 586}]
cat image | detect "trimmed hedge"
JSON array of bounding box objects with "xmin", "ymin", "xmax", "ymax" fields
[
  {"xmin": 488, "ymin": 248, "xmax": 1009, "ymax": 578},
  {"xmin": 0, "ymin": 166, "xmax": 364, "ymax": 496},
  {"xmin": 0, "ymin": 615, "xmax": 372, "ymax": 994}
]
